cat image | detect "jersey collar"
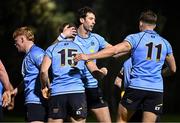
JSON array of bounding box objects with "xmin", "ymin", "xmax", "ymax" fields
[
  {"xmin": 144, "ymin": 30, "xmax": 157, "ymax": 34},
  {"xmin": 77, "ymin": 32, "xmax": 91, "ymax": 39}
]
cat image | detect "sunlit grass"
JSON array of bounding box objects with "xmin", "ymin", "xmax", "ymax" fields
[{"xmin": 3, "ymin": 112, "xmax": 180, "ymax": 122}]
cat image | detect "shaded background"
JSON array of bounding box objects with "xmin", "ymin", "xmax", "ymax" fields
[{"xmin": 0, "ymin": 0, "xmax": 179, "ymax": 121}]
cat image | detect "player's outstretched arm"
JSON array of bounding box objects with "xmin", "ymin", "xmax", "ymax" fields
[{"xmin": 74, "ymin": 41, "xmax": 131, "ymax": 62}]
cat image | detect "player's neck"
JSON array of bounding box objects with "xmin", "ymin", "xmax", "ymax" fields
[
  {"xmin": 141, "ymin": 24, "xmax": 155, "ymax": 32},
  {"xmin": 77, "ymin": 26, "xmax": 89, "ymax": 38},
  {"xmin": 25, "ymin": 42, "xmax": 34, "ymax": 53}
]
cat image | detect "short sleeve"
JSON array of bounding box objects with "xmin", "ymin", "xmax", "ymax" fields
[
  {"xmin": 94, "ymin": 34, "xmax": 109, "ymax": 49},
  {"xmin": 45, "ymin": 47, "xmax": 53, "ymax": 59},
  {"xmin": 124, "ymin": 34, "xmax": 137, "ymax": 50},
  {"xmin": 165, "ymin": 40, "xmax": 173, "ymax": 55},
  {"xmin": 31, "ymin": 48, "xmax": 45, "ymax": 67},
  {"xmin": 35, "ymin": 52, "xmax": 44, "ymax": 66}
]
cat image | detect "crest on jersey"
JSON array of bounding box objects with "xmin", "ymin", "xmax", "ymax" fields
[{"xmin": 91, "ymin": 41, "xmax": 95, "ymax": 46}]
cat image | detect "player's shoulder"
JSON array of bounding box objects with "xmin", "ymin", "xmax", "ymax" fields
[
  {"xmin": 126, "ymin": 31, "xmax": 144, "ymax": 40},
  {"xmin": 90, "ymin": 33, "xmax": 104, "ymax": 39},
  {"xmin": 31, "ymin": 45, "xmax": 44, "ymax": 55},
  {"xmin": 158, "ymin": 35, "xmax": 170, "ymax": 44},
  {"xmin": 29, "ymin": 45, "xmax": 45, "ymax": 60},
  {"xmin": 132, "ymin": 31, "xmax": 145, "ymax": 37},
  {"xmin": 46, "ymin": 41, "xmax": 62, "ymax": 51}
]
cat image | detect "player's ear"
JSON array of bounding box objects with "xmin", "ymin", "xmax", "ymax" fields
[
  {"xmin": 80, "ymin": 18, "xmax": 84, "ymax": 23},
  {"xmin": 21, "ymin": 36, "xmax": 25, "ymax": 43},
  {"xmin": 139, "ymin": 21, "xmax": 143, "ymax": 27}
]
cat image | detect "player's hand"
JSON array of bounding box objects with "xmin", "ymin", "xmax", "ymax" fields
[
  {"xmin": 74, "ymin": 54, "xmax": 88, "ymax": 62},
  {"xmin": 62, "ymin": 25, "xmax": 77, "ymax": 38},
  {"xmin": 100, "ymin": 67, "xmax": 108, "ymax": 76},
  {"xmin": 11, "ymin": 88, "xmax": 18, "ymax": 96},
  {"xmin": 2, "ymin": 91, "xmax": 11, "ymax": 107},
  {"xmin": 41, "ymin": 87, "xmax": 50, "ymax": 99},
  {"xmin": 7, "ymin": 95, "xmax": 15, "ymax": 110}
]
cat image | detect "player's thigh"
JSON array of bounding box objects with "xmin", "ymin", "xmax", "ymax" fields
[
  {"xmin": 68, "ymin": 93, "xmax": 87, "ymax": 120},
  {"xmin": 48, "ymin": 95, "xmax": 67, "ymax": 120},
  {"xmin": 121, "ymin": 88, "xmax": 145, "ymax": 110},
  {"xmin": 25, "ymin": 103, "xmax": 47, "ymax": 122},
  {"xmin": 85, "ymin": 87, "xmax": 108, "ymax": 109},
  {"xmin": 143, "ymin": 91, "xmax": 163, "ymax": 115}
]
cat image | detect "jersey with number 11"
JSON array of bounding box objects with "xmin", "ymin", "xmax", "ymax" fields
[{"xmin": 125, "ymin": 30, "xmax": 173, "ymax": 92}]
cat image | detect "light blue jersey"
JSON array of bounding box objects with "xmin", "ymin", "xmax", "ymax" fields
[
  {"xmin": 123, "ymin": 58, "xmax": 132, "ymax": 89},
  {"xmin": 74, "ymin": 33, "xmax": 109, "ymax": 88},
  {"xmin": 0, "ymin": 82, "xmax": 3, "ymax": 106},
  {"xmin": 125, "ymin": 30, "xmax": 173, "ymax": 92},
  {"xmin": 22, "ymin": 45, "xmax": 45, "ymax": 104},
  {"xmin": 46, "ymin": 41, "xmax": 87, "ymax": 96}
]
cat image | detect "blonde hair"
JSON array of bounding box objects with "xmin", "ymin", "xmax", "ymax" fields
[{"xmin": 13, "ymin": 26, "xmax": 35, "ymax": 42}]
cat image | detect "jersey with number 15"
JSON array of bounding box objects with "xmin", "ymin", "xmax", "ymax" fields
[{"xmin": 45, "ymin": 41, "xmax": 87, "ymax": 96}]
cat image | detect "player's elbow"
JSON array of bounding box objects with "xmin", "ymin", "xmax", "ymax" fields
[{"xmin": 170, "ymin": 67, "xmax": 176, "ymax": 74}]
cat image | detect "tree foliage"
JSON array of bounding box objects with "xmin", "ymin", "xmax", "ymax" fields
[{"xmin": 0, "ymin": 0, "xmax": 75, "ymax": 49}]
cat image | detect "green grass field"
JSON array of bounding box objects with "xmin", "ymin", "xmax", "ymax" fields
[
  {"xmin": 4, "ymin": 111, "xmax": 180, "ymax": 122},
  {"xmin": 3, "ymin": 113, "xmax": 180, "ymax": 122}
]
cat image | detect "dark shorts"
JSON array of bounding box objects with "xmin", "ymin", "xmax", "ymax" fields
[
  {"xmin": 48, "ymin": 93, "xmax": 87, "ymax": 120},
  {"xmin": 121, "ymin": 88, "xmax": 163, "ymax": 115},
  {"xmin": 85, "ymin": 87, "xmax": 108, "ymax": 109},
  {"xmin": 25, "ymin": 103, "xmax": 47, "ymax": 122}
]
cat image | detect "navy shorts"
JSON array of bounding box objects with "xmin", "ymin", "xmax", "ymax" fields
[
  {"xmin": 85, "ymin": 87, "xmax": 108, "ymax": 109},
  {"xmin": 25, "ymin": 103, "xmax": 47, "ymax": 122},
  {"xmin": 121, "ymin": 88, "xmax": 163, "ymax": 115},
  {"xmin": 48, "ymin": 93, "xmax": 87, "ymax": 120}
]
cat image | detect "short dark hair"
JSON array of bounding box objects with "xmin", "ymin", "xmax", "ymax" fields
[
  {"xmin": 139, "ymin": 10, "xmax": 157, "ymax": 25},
  {"xmin": 76, "ymin": 6, "xmax": 96, "ymax": 26}
]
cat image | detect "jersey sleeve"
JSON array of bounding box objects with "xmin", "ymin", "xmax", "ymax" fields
[
  {"xmin": 57, "ymin": 33, "xmax": 66, "ymax": 41},
  {"xmin": 125, "ymin": 33, "xmax": 145, "ymax": 53},
  {"xmin": 45, "ymin": 46, "xmax": 53, "ymax": 59},
  {"xmin": 124, "ymin": 34, "xmax": 137, "ymax": 50},
  {"xmin": 165, "ymin": 40, "xmax": 173, "ymax": 55},
  {"xmin": 95, "ymin": 34, "xmax": 109, "ymax": 50},
  {"xmin": 31, "ymin": 49, "xmax": 45, "ymax": 67}
]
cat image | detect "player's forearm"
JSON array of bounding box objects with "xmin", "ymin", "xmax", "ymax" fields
[
  {"xmin": 40, "ymin": 71, "xmax": 50, "ymax": 89},
  {"xmin": 87, "ymin": 42, "xmax": 130, "ymax": 60},
  {"xmin": 86, "ymin": 62, "xmax": 107, "ymax": 81},
  {"xmin": 87, "ymin": 61, "xmax": 107, "ymax": 75},
  {"xmin": 87, "ymin": 47, "xmax": 116, "ymax": 60},
  {"xmin": 0, "ymin": 71, "xmax": 11, "ymax": 91},
  {"xmin": 165, "ymin": 54, "xmax": 176, "ymax": 75}
]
